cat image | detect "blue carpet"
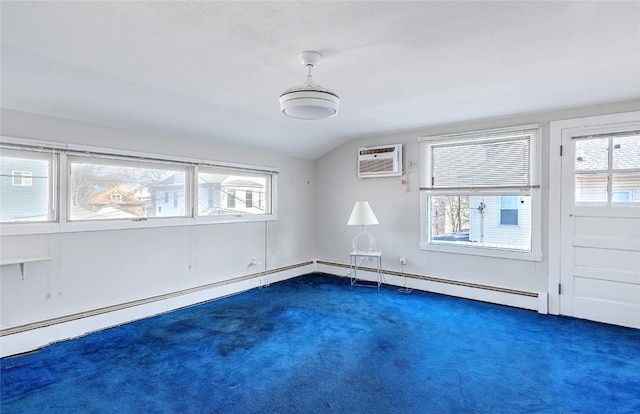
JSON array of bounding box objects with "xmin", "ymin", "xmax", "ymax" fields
[{"xmin": 2, "ymin": 273, "xmax": 639, "ymax": 413}]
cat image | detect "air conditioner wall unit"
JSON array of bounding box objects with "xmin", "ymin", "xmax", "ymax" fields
[{"xmin": 357, "ymin": 144, "xmax": 403, "ymax": 178}]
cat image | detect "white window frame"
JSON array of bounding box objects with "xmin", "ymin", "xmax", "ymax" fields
[
  {"xmin": 66, "ymin": 153, "xmax": 193, "ymax": 223},
  {"xmin": 1, "ymin": 146, "xmax": 58, "ymax": 226},
  {"xmin": 0, "ymin": 137, "xmax": 278, "ymax": 236},
  {"xmin": 419, "ymin": 124, "xmax": 542, "ymax": 261}
]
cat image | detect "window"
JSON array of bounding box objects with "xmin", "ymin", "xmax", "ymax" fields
[
  {"xmin": 499, "ymin": 196, "xmax": 519, "ymax": 226},
  {"xmin": 420, "ymin": 124, "xmax": 541, "ymax": 259},
  {"xmin": 198, "ymin": 168, "xmax": 271, "ymax": 217},
  {"xmin": 12, "ymin": 171, "xmax": 33, "ymax": 186},
  {"xmin": 1, "ymin": 148, "xmax": 55, "ymax": 222},
  {"xmin": 68, "ymin": 156, "xmax": 189, "ymax": 221},
  {"xmin": 1, "ymin": 137, "xmax": 278, "ymax": 233},
  {"xmin": 613, "ymin": 191, "xmax": 631, "ymax": 202},
  {"xmin": 226, "ymin": 190, "xmax": 236, "ymax": 209},
  {"xmin": 574, "ymin": 132, "xmax": 640, "ymax": 205}
]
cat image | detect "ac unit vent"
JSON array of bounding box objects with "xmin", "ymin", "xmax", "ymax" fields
[{"xmin": 357, "ymin": 144, "xmax": 402, "ymax": 178}]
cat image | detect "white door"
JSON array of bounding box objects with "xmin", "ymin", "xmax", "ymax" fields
[{"xmin": 560, "ymin": 126, "xmax": 640, "ymax": 328}]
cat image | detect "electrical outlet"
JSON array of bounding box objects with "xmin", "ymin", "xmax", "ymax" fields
[{"xmin": 399, "ymin": 256, "xmax": 407, "ymax": 265}]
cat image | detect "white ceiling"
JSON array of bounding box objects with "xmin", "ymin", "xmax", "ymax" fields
[{"xmin": 2, "ymin": 1, "xmax": 639, "ymax": 159}]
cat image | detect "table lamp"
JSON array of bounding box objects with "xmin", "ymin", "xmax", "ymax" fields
[{"xmin": 347, "ymin": 201, "xmax": 379, "ymax": 253}]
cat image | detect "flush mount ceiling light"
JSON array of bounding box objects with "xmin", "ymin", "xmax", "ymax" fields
[{"xmin": 279, "ymin": 51, "xmax": 339, "ymax": 120}]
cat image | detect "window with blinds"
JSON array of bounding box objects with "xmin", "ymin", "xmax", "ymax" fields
[{"xmin": 419, "ymin": 124, "xmax": 542, "ymax": 260}]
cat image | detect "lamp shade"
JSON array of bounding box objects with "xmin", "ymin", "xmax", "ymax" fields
[{"xmin": 347, "ymin": 201, "xmax": 379, "ymax": 226}]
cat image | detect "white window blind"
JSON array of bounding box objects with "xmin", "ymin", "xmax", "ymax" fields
[
  {"xmin": 420, "ymin": 124, "xmax": 540, "ymax": 191},
  {"xmin": 432, "ymin": 137, "xmax": 530, "ymax": 188}
]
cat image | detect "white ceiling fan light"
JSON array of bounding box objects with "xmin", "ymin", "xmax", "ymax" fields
[{"xmin": 279, "ymin": 51, "xmax": 340, "ymax": 120}]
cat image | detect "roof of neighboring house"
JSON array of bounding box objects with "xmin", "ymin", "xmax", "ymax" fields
[
  {"xmin": 156, "ymin": 172, "xmax": 185, "ymax": 186},
  {"xmin": 85, "ymin": 187, "xmax": 141, "ymax": 206},
  {"xmin": 576, "ymin": 135, "xmax": 640, "ymax": 171},
  {"xmin": 223, "ymin": 178, "xmax": 264, "ymax": 188}
]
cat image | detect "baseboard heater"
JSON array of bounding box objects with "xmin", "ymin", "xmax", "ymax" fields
[
  {"xmin": 315, "ymin": 260, "xmax": 542, "ymax": 311},
  {"xmin": 1, "ymin": 261, "xmax": 314, "ymax": 337}
]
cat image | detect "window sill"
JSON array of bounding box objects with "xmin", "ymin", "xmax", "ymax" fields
[
  {"xmin": 420, "ymin": 242, "xmax": 542, "ymax": 261},
  {"xmin": 0, "ymin": 214, "xmax": 277, "ymax": 236}
]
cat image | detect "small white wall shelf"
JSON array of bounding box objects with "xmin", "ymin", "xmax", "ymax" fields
[{"xmin": 0, "ymin": 256, "xmax": 52, "ymax": 279}]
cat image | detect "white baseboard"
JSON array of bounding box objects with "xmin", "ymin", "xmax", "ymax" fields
[
  {"xmin": 316, "ymin": 262, "xmax": 547, "ymax": 314},
  {"xmin": 1, "ymin": 261, "xmax": 549, "ymax": 357},
  {"xmin": 0, "ymin": 262, "xmax": 314, "ymax": 357}
]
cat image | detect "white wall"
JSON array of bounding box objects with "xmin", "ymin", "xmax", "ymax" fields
[
  {"xmin": 0, "ymin": 109, "xmax": 315, "ymax": 331},
  {"xmin": 315, "ymin": 99, "xmax": 640, "ymax": 298},
  {"xmin": 2, "ymin": 99, "xmax": 640, "ymax": 352}
]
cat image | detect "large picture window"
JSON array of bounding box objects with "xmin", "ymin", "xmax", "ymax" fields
[
  {"xmin": 68, "ymin": 156, "xmax": 189, "ymax": 221},
  {"xmin": 419, "ymin": 124, "xmax": 541, "ymax": 259}
]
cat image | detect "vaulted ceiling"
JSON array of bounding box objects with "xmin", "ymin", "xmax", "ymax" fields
[{"xmin": 2, "ymin": 1, "xmax": 639, "ymax": 159}]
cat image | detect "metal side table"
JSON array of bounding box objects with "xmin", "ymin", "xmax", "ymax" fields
[{"xmin": 349, "ymin": 251, "xmax": 382, "ymax": 291}]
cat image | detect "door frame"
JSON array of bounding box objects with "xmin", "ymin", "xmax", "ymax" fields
[{"xmin": 548, "ymin": 110, "xmax": 640, "ymax": 316}]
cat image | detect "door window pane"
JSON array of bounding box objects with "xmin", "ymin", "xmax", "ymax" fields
[
  {"xmin": 612, "ymin": 173, "xmax": 640, "ymax": 203},
  {"xmin": 575, "ymin": 173, "xmax": 608, "ymax": 204},
  {"xmin": 612, "ymin": 136, "xmax": 640, "ymax": 169},
  {"xmin": 575, "ymin": 138, "xmax": 608, "ymax": 171}
]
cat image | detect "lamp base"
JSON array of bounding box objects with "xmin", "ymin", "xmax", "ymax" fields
[{"xmin": 352, "ymin": 229, "xmax": 377, "ymax": 253}]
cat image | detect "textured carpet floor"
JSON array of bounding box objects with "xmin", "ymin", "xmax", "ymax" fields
[{"xmin": 2, "ymin": 273, "xmax": 639, "ymax": 413}]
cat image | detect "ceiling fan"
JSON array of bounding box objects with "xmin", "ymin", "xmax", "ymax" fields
[{"xmin": 279, "ymin": 51, "xmax": 340, "ymax": 120}]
